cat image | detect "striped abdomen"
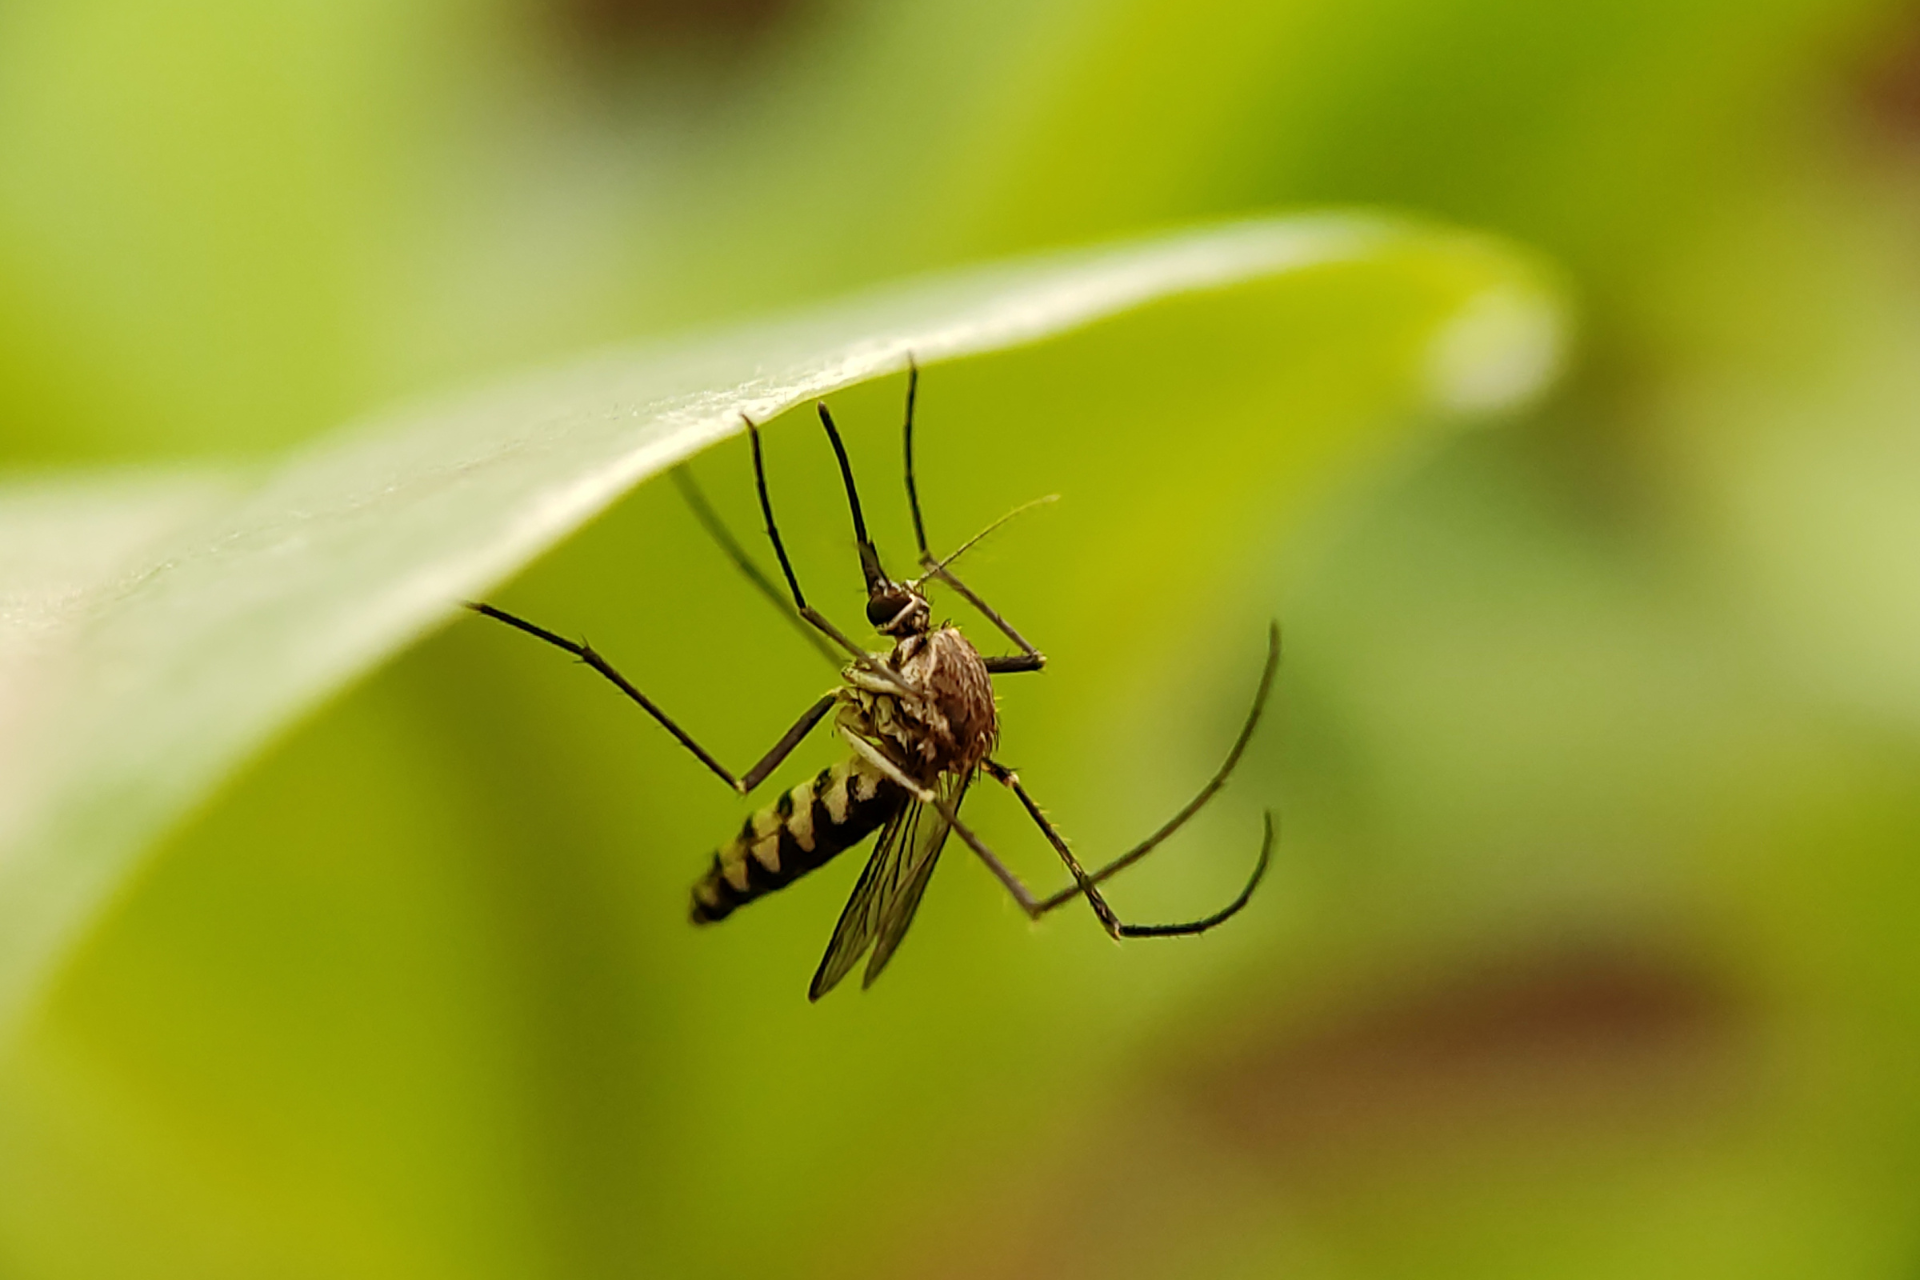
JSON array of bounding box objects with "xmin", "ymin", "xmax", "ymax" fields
[{"xmin": 690, "ymin": 757, "xmax": 905, "ymax": 924}]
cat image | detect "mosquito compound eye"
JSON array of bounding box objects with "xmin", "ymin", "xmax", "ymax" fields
[{"xmin": 866, "ymin": 592, "xmax": 906, "ymax": 628}]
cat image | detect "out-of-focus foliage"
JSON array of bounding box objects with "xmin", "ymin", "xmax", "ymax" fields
[{"xmin": 2, "ymin": 0, "xmax": 1919, "ymax": 1278}]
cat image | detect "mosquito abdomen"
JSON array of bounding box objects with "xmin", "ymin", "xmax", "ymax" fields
[{"xmin": 691, "ymin": 757, "xmax": 904, "ymax": 924}]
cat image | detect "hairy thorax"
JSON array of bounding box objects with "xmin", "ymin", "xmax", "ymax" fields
[{"xmin": 843, "ymin": 625, "xmax": 998, "ymax": 783}]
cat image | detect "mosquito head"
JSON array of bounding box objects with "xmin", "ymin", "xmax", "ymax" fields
[{"xmin": 866, "ymin": 581, "xmax": 930, "ymax": 637}]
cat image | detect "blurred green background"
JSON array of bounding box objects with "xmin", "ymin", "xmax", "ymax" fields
[{"xmin": 5, "ymin": 0, "xmax": 1920, "ymax": 1277}]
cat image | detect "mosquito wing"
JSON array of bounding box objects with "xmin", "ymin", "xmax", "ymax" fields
[
  {"xmin": 809, "ymin": 797, "xmax": 917, "ymax": 1000},
  {"xmin": 807, "ymin": 770, "xmax": 971, "ymax": 1000},
  {"xmin": 863, "ymin": 771, "xmax": 969, "ymax": 989}
]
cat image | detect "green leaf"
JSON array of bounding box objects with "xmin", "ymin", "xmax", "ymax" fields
[{"xmin": 0, "ymin": 214, "xmax": 1562, "ymax": 1054}]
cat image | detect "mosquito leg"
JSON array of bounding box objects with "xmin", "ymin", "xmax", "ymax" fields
[
  {"xmin": 833, "ymin": 729, "xmax": 1056, "ymax": 918},
  {"xmin": 670, "ymin": 464, "xmax": 843, "ymax": 669},
  {"xmin": 896, "ymin": 360, "xmax": 1047, "ymax": 673},
  {"xmin": 953, "ymin": 621, "xmax": 1281, "ymax": 934},
  {"xmin": 467, "ymin": 601, "xmax": 836, "ymax": 794},
  {"xmin": 742, "ymin": 414, "xmax": 872, "ymax": 663},
  {"xmin": 1028, "ymin": 621, "xmax": 1280, "ymax": 908},
  {"xmin": 738, "ymin": 695, "xmax": 842, "ymax": 792},
  {"xmin": 984, "ymin": 758, "xmax": 1273, "ymax": 938},
  {"xmin": 927, "ymin": 563, "xmax": 1045, "ymax": 673},
  {"xmin": 943, "ymin": 810, "xmax": 1049, "ymax": 917},
  {"xmin": 831, "ymin": 731, "xmax": 1043, "ymax": 911},
  {"xmin": 859, "ymin": 744, "xmax": 1269, "ymax": 940},
  {"xmin": 831, "ymin": 728, "xmax": 1226, "ymax": 936},
  {"xmin": 837, "ymin": 726, "xmax": 938, "ymax": 802},
  {"xmin": 745, "ymin": 414, "xmax": 917, "ymax": 696},
  {"xmin": 833, "ymin": 725, "xmax": 1264, "ymax": 939}
]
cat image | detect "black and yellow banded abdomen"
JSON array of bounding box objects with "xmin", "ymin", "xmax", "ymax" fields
[{"xmin": 691, "ymin": 757, "xmax": 905, "ymax": 924}]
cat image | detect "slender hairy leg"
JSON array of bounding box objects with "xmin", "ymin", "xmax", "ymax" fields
[
  {"xmin": 670, "ymin": 464, "xmax": 843, "ymax": 669},
  {"xmin": 836, "ymin": 717, "xmax": 1270, "ymax": 941},
  {"xmin": 827, "ymin": 730, "xmax": 1058, "ymax": 917},
  {"xmin": 745, "ymin": 412, "xmax": 913, "ymax": 695},
  {"xmin": 984, "ymin": 762, "xmax": 1272, "ymax": 937},
  {"xmin": 1029, "ymin": 621, "xmax": 1279, "ymax": 908},
  {"xmin": 967, "ymin": 622, "xmax": 1278, "ymax": 932},
  {"xmin": 468, "ymin": 601, "xmax": 836, "ymax": 794},
  {"xmin": 929, "ymin": 566, "xmax": 1045, "ymax": 674},
  {"xmin": 742, "ymin": 415, "xmax": 873, "ymax": 660},
  {"xmin": 897, "ymin": 360, "xmax": 1046, "ymax": 673}
]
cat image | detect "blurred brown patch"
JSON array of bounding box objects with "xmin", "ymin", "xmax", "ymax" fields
[
  {"xmin": 1185, "ymin": 941, "xmax": 1744, "ymax": 1159},
  {"xmin": 550, "ymin": 0, "xmax": 797, "ymax": 51},
  {"xmin": 1855, "ymin": 9, "xmax": 1920, "ymax": 147},
  {"xmin": 892, "ymin": 939, "xmax": 1751, "ymax": 1280}
]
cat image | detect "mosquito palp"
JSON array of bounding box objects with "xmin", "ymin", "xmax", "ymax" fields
[{"xmin": 467, "ymin": 363, "xmax": 1277, "ymax": 998}]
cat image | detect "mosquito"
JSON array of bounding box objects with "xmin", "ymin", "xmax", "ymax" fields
[{"xmin": 467, "ymin": 364, "xmax": 1279, "ymax": 1000}]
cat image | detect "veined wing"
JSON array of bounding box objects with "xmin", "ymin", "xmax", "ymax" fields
[
  {"xmin": 863, "ymin": 770, "xmax": 969, "ymax": 989},
  {"xmin": 808, "ymin": 770, "xmax": 971, "ymax": 1000},
  {"xmin": 808, "ymin": 795, "xmax": 917, "ymax": 1000}
]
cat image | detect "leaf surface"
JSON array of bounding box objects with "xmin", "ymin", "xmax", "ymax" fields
[{"xmin": 0, "ymin": 214, "xmax": 1562, "ymax": 1045}]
